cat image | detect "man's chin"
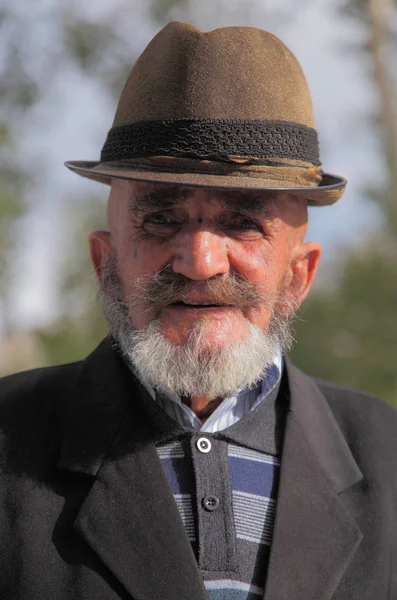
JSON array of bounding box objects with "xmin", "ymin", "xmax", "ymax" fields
[{"xmin": 158, "ymin": 305, "xmax": 250, "ymax": 349}]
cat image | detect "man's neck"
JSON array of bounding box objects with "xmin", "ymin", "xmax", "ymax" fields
[{"xmin": 180, "ymin": 395, "xmax": 225, "ymax": 423}]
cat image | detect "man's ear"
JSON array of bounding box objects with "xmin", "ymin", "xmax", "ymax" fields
[
  {"xmin": 88, "ymin": 230, "xmax": 112, "ymax": 279},
  {"xmin": 287, "ymin": 241, "xmax": 322, "ymax": 307}
]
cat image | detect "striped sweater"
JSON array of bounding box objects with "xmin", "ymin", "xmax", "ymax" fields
[{"xmin": 156, "ymin": 438, "xmax": 280, "ymax": 599}]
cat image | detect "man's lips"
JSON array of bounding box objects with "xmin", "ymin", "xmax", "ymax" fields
[
  {"xmin": 166, "ymin": 304, "xmax": 234, "ymax": 309},
  {"xmin": 165, "ymin": 300, "xmax": 235, "ymax": 308}
]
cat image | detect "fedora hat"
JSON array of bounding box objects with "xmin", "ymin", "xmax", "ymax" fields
[{"xmin": 65, "ymin": 22, "xmax": 346, "ymax": 206}]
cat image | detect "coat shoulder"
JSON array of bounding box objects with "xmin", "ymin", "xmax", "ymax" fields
[
  {"xmin": 315, "ymin": 376, "xmax": 397, "ymax": 420},
  {"xmin": 314, "ymin": 376, "xmax": 397, "ymax": 452},
  {"xmin": 0, "ymin": 362, "xmax": 83, "ymax": 475},
  {"xmin": 0, "ymin": 361, "xmax": 82, "ymax": 403}
]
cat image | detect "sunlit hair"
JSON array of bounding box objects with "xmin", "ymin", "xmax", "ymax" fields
[{"xmin": 98, "ymin": 250, "xmax": 296, "ymax": 398}]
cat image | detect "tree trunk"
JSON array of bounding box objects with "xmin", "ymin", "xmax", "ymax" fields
[{"xmin": 368, "ymin": 0, "xmax": 397, "ymax": 228}]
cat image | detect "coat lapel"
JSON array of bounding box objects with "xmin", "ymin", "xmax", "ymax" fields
[
  {"xmin": 264, "ymin": 361, "xmax": 363, "ymax": 600},
  {"xmin": 58, "ymin": 338, "xmax": 206, "ymax": 600}
]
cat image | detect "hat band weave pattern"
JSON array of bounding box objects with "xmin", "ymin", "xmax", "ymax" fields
[{"xmin": 101, "ymin": 118, "xmax": 320, "ymax": 166}]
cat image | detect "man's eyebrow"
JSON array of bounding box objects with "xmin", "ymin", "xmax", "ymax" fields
[
  {"xmin": 129, "ymin": 186, "xmax": 276, "ymax": 217},
  {"xmin": 131, "ymin": 187, "xmax": 189, "ymax": 212},
  {"xmin": 215, "ymin": 191, "xmax": 276, "ymax": 218}
]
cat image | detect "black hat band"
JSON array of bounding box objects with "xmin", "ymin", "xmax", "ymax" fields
[{"xmin": 101, "ymin": 118, "xmax": 321, "ymax": 166}]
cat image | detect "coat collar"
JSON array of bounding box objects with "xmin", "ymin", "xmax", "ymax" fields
[
  {"xmin": 57, "ymin": 339, "xmax": 363, "ymax": 600},
  {"xmin": 57, "ymin": 337, "xmax": 134, "ymax": 476},
  {"xmin": 284, "ymin": 357, "xmax": 362, "ymax": 494},
  {"xmin": 57, "ymin": 337, "xmax": 206, "ymax": 600},
  {"xmin": 263, "ymin": 358, "xmax": 363, "ymax": 600}
]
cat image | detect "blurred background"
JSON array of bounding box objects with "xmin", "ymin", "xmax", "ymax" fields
[{"xmin": 0, "ymin": 0, "xmax": 396, "ymax": 406}]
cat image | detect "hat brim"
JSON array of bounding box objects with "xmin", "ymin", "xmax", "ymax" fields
[{"xmin": 64, "ymin": 160, "xmax": 347, "ymax": 206}]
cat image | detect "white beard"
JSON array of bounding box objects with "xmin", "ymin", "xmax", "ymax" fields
[
  {"xmin": 122, "ymin": 321, "xmax": 279, "ymax": 399},
  {"xmin": 99, "ymin": 252, "xmax": 293, "ymax": 399},
  {"xmin": 106, "ymin": 304, "xmax": 288, "ymax": 399}
]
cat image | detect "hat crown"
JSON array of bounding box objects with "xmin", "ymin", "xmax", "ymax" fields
[
  {"xmin": 113, "ymin": 21, "xmax": 315, "ymax": 128},
  {"xmin": 64, "ymin": 21, "xmax": 346, "ymax": 206}
]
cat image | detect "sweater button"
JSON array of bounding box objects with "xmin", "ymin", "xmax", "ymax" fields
[
  {"xmin": 203, "ymin": 495, "xmax": 220, "ymax": 511},
  {"xmin": 196, "ymin": 437, "xmax": 211, "ymax": 453}
]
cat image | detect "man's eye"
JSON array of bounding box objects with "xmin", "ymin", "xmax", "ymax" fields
[
  {"xmin": 144, "ymin": 213, "xmax": 172, "ymax": 225},
  {"xmin": 141, "ymin": 212, "xmax": 183, "ymax": 236},
  {"xmin": 228, "ymin": 217, "xmax": 261, "ymax": 231}
]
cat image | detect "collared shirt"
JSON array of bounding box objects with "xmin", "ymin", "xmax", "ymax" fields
[{"xmin": 132, "ymin": 351, "xmax": 282, "ymax": 433}]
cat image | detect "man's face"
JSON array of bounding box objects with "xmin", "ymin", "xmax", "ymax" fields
[{"xmin": 89, "ymin": 179, "xmax": 321, "ymax": 397}]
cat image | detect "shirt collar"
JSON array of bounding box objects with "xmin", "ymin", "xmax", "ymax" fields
[{"xmin": 128, "ymin": 351, "xmax": 288, "ymax": 457}]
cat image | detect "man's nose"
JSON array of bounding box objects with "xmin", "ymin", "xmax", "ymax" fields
[{"xmin": 171, "ymin": 229, "xmax": 230, "ymax": 280}]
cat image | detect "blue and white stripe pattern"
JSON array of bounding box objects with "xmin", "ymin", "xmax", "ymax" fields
[
  {"xmin": 229, "ymin": 446, "xmax": 279, "ymax": 546},
  {"xmin": 205, "ymin": 581, "xmax": 263, "ymax": 600},
  {"xmin": 156, "ymin": 442, "xmax": 196, "ymax": 541},
  {"xmin": 156, "ymin": 440, "xmax": 280, "ymax": 598}
]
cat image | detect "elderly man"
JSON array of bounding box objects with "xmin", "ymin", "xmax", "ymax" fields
[{"xmin": 0, "ymin": 21, "xmax": 396, "ymax": 600}]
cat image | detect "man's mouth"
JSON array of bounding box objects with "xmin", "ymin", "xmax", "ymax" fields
[{"xmin": 167, "ymin": 301, "xmax": 234, "ymax": 308}]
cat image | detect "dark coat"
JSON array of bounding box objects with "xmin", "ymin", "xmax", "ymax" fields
[{"xmin": 0, "ymin": 338, "xmax": 396, "ymax": 600}]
